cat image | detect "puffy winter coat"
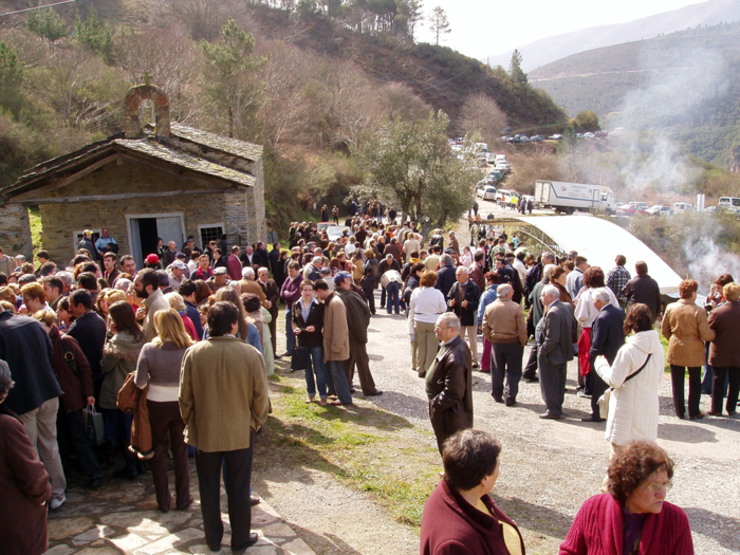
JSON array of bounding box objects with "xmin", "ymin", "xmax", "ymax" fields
[{"xmin": 594, "ymin": 330, "xmax": 665, "ymax": 446}]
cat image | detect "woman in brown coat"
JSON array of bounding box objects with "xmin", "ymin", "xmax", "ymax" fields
[
  {"xmin": 0, "ymin": 360, "xmax": 52, "ymax": 555},
  {"xmin": 662, "ymin": 279, "xmax": 715, "ymax": 420},
  {"xmin": 707, "ymin": 282, "xmax": 740, "ymax": 416}
]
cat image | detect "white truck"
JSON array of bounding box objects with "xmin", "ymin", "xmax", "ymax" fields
[{"xmin": 534, "ymin": 180, "xmax": 617, "ymax": 214}]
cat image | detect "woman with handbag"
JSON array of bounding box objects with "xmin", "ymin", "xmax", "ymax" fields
[
  {"xmin": 593, "ymin": 303, "xmax": 665, "ymax": 457},
  {"xmin": 100, "ymin": 300, "xmax": 145, "ymax": 479},
  {"xmin": 135, "ymin": 309, "xmax": 193, "ymax": 512},
  {"xmin": 292, "ymin": 280, "xmax": 330, "ymax": 405},
  {"xmin": 33, "ymin": 311, "xmax": 103, "ymax": 488}
]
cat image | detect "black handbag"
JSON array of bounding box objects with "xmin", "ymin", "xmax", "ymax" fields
[{"xmin": 291, "ymin": 346, "xmax": 309, "ymax": 371}]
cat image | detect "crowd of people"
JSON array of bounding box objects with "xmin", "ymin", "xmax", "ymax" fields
[{"xmin": 0, "ymin": 206, "xmax": 735, "ymax": 554}]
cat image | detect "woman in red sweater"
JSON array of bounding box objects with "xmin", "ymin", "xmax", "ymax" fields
[
  {"xmin": 420, "ymin": 429, "xmax": 525, "ymax": 555},
  {"xmin": 560, "ymin": 442, "xmax": 693, "ymax": 555}
]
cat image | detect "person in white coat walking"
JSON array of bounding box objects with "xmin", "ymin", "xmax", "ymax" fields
[{"xmin": 593, "ymin": 303, "xmax": 665, "ymax": 457}]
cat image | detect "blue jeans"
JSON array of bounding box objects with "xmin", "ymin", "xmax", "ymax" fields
[
  {"xmin": 284, "ymin": 306, "xmax": 295, "ymax": 354},
  {"xmin": 386, "ymin": 281, "xmax": 400, "ymax": 314},
  {"xmin": 327, "ymin": 360, "xmax": 352, "ymax": 404},
  {"xmin": 303, "ymin": 346, "xmax": 328, "ymax": 398}
]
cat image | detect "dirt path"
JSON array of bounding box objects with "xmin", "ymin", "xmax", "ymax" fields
[{"xmin": 254, "ymin": 209, "xmax": 739, "ymax": 555}]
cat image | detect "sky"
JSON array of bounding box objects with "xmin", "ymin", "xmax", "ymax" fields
[{"xmin": 416, "ymin": 0, "xmax": 705, "ymax": 59}]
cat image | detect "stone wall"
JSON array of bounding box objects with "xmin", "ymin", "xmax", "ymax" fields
[
  {"xmin": 37, "ymin": 160, "xmax": 227, "ymax": 264},
  {"xmin": 0, "ymin": 204, "xmax": 33, "ymax": 258}
]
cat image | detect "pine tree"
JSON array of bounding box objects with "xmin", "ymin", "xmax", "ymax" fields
[
  {"xmin": 429, "ymin": 6, "xmax": 450, "ymax": 46},
  {"xmin": 508, "ymin": 49, "xmax": 527, "ymax": 86}
]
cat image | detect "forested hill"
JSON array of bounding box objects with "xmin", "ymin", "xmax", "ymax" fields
[{"xmin": 242, "ymin": 6, "xmax": 567, "ymax": 133}]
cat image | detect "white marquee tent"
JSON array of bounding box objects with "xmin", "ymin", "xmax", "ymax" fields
[{"xmin": 513, "ymin": 215, "xmax": 683, "ymax": 295}]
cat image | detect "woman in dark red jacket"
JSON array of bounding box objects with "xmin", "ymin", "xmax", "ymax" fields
[
  {"xmin": 33, "ymin": 311, "xmax": 103, "ymax": 488},
  {"xmin": 0, "ymin": 360, "xmax": 52, "ymax": 555},
  {"xmin": 560, "ymin": 442, "xmax": 693, "ymax": 555},
  {"xmin": 421, "ymin": 429, "xmax": 524, "ymax": 555}
]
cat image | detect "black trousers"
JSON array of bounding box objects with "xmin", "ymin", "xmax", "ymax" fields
[
  {"xmin": 712, "ymin": 367, "xmax": 740, "ymax": 414},
  {"xmin": 491, "ymin": 342, "xmax": 523, "ymax": 402},
  {"xmin": 195, "ymin": 442, "xmax": 253, "ymax": 550},
  {"xmin": 538, "ymin": 357, "xmax": 567, "ymax": 417},
  {"xmin": 588, "ymin": 369, "xmax": 609, "ymax": 418},
  {"xmin": 523, "ymin": 343, "xmax": 538, "ymax": 380},
  {"xmin": 670, "ymin": 365, "xmax": 702, "ymax": 418},
  {"xmin": 57, "ymin": 406, "xmax": 103, "ymax": 481},
  {"xmin": 343, "ymin": 341, "xmax": 377, "ymax": 395}
]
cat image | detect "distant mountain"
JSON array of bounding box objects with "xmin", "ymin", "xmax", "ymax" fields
[
  {"xmin": 528, "ymin": 21, "xmax": 740, "ymax": 168},
  {"xmin": 484, "ymin": 0, "xmax": 740, "ymax": 72}
]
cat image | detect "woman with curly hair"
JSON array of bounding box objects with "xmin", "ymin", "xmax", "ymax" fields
[
  {"xmin": 561, "ymin": 441, "xmax": 693, "ymax": 555},
  {"xmin": 594, "ymin": 304, "xmax": 666, "ymax": 455}
]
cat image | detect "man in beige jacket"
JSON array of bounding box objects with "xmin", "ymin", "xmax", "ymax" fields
[
  {"xmin": 481, "ymin": 284, "xmax": 527, "ymax": 406},
  {"xmin": 314, "ymin": 279, "xmax": 353, "ymax": 406},
  {"xmin": 179, "ymin": 301, "xmax": 270, "ymax": 553}
]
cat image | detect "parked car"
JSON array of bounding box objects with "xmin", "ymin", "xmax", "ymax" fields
[
  {"xmin": 594, "ymin": 130, "xmax": 608, "ymax": 138},
  {"xmin": 616, "ymin": 202, "xmax": 649, "ymax": 216},
  {"xmin": 325, "ymin": 225, "xmax": 347, "ymax": 242},
  {"xmin": 583, "ymin": 132, "xmax": 596, "ymax": 139},
  {"xmin": 548, "ymin": 134, "xmax": 563, "ymax": 140},
  {"xmin": 530, "ymin": 135, "xmax": 545, "ymax": 142},
  {"xmin": 646, "ymin": 204, "xmax": 672, "ymax": 217},
  {"xmin": 477, "ymin": 185, "xmax": 497, "ymax": 200},
  {"xmin": 704, "ymin": 205, "xmax": 718, "ymax": 214}
]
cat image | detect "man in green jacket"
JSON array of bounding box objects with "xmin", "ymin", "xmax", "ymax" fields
[{"xmin": 179, "ymin": 301, "xmax": 270, "ymax": 553}]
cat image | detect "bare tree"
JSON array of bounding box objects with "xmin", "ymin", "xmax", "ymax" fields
[
  {"xmin": 115, "ymin": 27, "xmax": 204, "ymax": 125},
  {"xmin": 460, "ymin": 93, "xmax": 508, "ymax": 145},
  {"xmin": 162, "ymin": 0, "xmax": 227, "ymax": 41}
]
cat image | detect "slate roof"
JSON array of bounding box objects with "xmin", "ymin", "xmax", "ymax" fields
[{"xmin": 1, "ymin": 125, "xmax": 261, "ymax": 201}]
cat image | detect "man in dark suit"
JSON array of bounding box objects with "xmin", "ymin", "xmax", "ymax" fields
[
  {"xmin": 66, "ymin": 289, "xmax": 107, "ymax": 398},
  {"xmin": 447, "ymin": 266, "xmax": 482, "ymax": 368},
  {"xmin": 257, "ymin": 266, "xmax": 281, "ymax": 358},
  {"xmin": 584, "ymin": 288, "xmax": 626, "ymax": 422},
  {"xmin": 537, "ymin": 285, "xmax": 576, "ymax": 420},
  {"xmin": 425, "ymin": 313, "xmax": 473, "ymax": 455},
  {"xmin": 621, "ymin": 261, "xmax": 662, "ymax": 321}
]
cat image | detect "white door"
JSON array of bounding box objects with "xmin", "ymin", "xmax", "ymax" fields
[
  {"xmin": 129, "ymin": 219, "xmax": 143, "ymax": 269},
  {"xmin": 156, "ymin": 216, "xmax": 184, "ymax": 249}
]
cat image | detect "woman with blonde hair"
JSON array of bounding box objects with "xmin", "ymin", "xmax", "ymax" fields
[
  {"xmin": 96, "ymin": 288, "xmax": 127, "ymax": 320},
  {"xmin": 135, "ymin": 308, "xmax": 193, "ymax": 512},
  {"xmin": 165, "ymin": 292, "xmax": 198, "ymax": 341}
]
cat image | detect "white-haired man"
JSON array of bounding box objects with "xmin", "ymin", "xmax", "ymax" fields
[
  {"xmin": 425, "ymin": 313, "xmax": 473, "ymax": 455},
  {"xmin": 537, "ymin": 285, "xmax": 575, "ymax": 420},
  {"xmin": 481, "ymin": 283, "xmax": 527, "ymax": 406},
  {"xmin": 239, "ymin": 266, "xmax": 267, "ymax": 307}
]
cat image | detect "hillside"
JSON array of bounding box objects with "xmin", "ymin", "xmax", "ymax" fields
[
  {"xmin": 248, "ymin": 8, "xmax": 567, "ymax": 133},
  {"xmin": 484, "ymin": 0, "xmax": 740, "ymax": 72},
  {"xmin": 528, "ymin": 21, "xmax": 740, "ymax": 167}
]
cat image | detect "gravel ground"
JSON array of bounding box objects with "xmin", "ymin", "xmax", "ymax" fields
[{"xmin": 255, "ymin": 204, "xmax": 739, "ymax": 555}]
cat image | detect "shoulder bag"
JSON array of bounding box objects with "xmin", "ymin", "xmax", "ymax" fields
[{"xmin": 598, "ymin": 353, "xmax": 652, "ymax": 419}]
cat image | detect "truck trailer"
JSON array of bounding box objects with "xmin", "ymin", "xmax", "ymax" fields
[{"xmin": 534, "ymin": 180, "xmax": 617, "ymax": 214}]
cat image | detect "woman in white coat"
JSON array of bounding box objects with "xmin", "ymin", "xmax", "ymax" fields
[{"xmin": 594, "ymin": 303, "xmax": 665, "ymax": 457}]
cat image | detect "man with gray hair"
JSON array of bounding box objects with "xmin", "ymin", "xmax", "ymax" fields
[
  {"xmin": 523, "ymin": 263, "xmax": 557, "ymax": 382},
  {"xmin": 583, "ymin": 287, "xmax": 625, "ymax": 422},
  {"xmin": 537, "ymin": 284, "xmax": 575, "ymax": 419},
  {"xmin": 425, "ymin": 313, "xmax": 473, "ymax": 455},
  {"xmin": 481, "ymin": 283, "xmax": 527, "ymax": 406},
  {"xmin": 239, "ymin": 266, "xmax": 267, "ymax": 307},
  {"xmin": 447, "ymin": 265, "xmax": 481, "ymax": 368}
]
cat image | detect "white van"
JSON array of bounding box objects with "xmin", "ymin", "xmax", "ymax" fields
[
  {"xmin": 672, "ymin": 202, "xmax": 695, "ymax": 213},
  {"xmin": 718, "ymin": 196, "xmax": 740, "ymax": 213}
]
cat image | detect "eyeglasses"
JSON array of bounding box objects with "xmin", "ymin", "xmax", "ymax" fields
[{"xmin": 643, "ymin": 481, "xmax": 672, "ymax": 493}]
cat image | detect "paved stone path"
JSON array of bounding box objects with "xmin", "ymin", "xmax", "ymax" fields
[{"xmin": 46, "ymin": 460, "xmax": 316, "ymax": 555}]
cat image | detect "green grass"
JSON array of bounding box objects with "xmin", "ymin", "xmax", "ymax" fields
[
  {"xmin": 28, "ymin": 206, "xmax": 43, "ymax": 251},
  {"xmin": 261, "ymin": 372, "xmax": 441, "ymax": 527}
]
